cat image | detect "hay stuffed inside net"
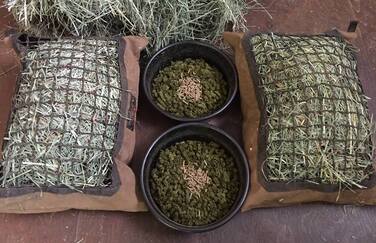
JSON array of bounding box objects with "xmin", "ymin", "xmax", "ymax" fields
[
  {"xmin": 1, "ymin": 39, "xmax": 121, "ymax": 190},
  {"xmin": 250, "ymin": 33, "xmax": 374, "ymax": 189}
]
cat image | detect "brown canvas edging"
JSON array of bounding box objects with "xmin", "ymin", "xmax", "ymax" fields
[
  {"xmin": 224, "ymin": 31, "xmax": 376, "ymax": 211},
  {"xmin": 223, "ymin": 32, "xmax": 261, "ymax": 211},
  {"xmin": 114, "ymin": 36, "xmax": 148, "ymax": 167},
  {"xmin": 0, "ymin": 36, "xmax": 148, "ymax": 213},
  {"xmin": 0, "ymin": 37, "xmax": 20, "ymax": 159},
  {"xmin": 0, "ymin": 163, "xmax": 143, "ymax": 213}
]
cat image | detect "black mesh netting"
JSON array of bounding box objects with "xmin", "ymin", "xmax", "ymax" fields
[
  {"xmin": 1, "ymin": 37, "xmax": 122, "ymax": 191},
  {"xmin": 249, "ymin": 33, "xmax": 374, "ymax": 188}
]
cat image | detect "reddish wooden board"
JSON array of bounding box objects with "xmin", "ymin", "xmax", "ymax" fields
[{"xmin": 1, "ymin": 0, "xmax": 376, "ymax": 242}]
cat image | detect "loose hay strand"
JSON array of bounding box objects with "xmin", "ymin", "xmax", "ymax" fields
[
  {"xmin": 251, "ymin": 34, "xmax": 374, "ymax": 189},
  {"xmin": 5, "ymin": 0, "xmax": 259, "ymax": 52}
]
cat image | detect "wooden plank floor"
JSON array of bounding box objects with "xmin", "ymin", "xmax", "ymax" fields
[{"xmin": 1, "ymin": 0, "xmax": 376, "ymax": 242}]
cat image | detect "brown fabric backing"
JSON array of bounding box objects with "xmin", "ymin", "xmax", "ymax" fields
[
  {"xmin": 224, "ymin": 31, "xmax": 376, "ymax": 211},
  {"xmin": 0, "ymin": 37, "xmax": 20, "ymax": 159},
  {"xmin": 0, "ymin": 36, "xmax": 148, "ymax": 213}
]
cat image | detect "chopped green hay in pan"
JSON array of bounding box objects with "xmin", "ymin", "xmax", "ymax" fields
[
  {"xmin": 251, "ymin": 34, "xmax": 374, "ymax": 189},
  {"xmin": 152, "ymin": 58, "xmax": 228, "ymax": 118},
  {"xmin": 6, "ymin": 0, "xmax": 264, "ymax": 52},
  {"xmin": 151, "ymin": 140, "xmax": 239, "ymax": 226},
  {"xmin": 1, "ymin": 39, "xmax": 121, "ymax": 190}
]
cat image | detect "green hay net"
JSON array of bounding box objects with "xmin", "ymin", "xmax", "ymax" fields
[
  {"xmin": 1, "ymin": 38, "xmax": 121, "ymax": 190},
  {"xmin": 250, "ymin": 33, "xmax": 374, "ymax": 189}
]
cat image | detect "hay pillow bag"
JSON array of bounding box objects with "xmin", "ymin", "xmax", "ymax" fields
[
  {"xmin": 0, "ymin": 34, "xmax": 147, "ymax": 213},
  {"xmin": 224, "ymin": 27, "xmax": 375, "ymax": 211}
]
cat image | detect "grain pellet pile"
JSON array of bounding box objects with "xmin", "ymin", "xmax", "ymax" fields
[{"xmin": 1, "ymin": 39, "xmax": 121, "ymax": 190}]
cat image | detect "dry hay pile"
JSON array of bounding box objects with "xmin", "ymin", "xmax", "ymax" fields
[
  {"xmin": 1, "ymin": 39, "xmax": 121, "ymax": 190},
  {"xmin": 251, "ymin": 33, "xmax": 374, "ymax": 188},
  {"xmin": 5, "ymin": 0, "xmax": 265, "ymax": 52}
]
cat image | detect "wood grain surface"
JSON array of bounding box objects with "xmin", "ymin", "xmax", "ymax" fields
[{"xmin": 1, "ymin": 0, "xmax": 376, "ymax": 242}]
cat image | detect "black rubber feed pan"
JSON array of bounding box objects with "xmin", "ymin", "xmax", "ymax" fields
[
  {"xmin": 142, "ymin": 41, "xmax": 238, "ymax": 122},
  {"xmin": 141, "ymin": 123, "xmax": 249, "ymax": 233}
]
